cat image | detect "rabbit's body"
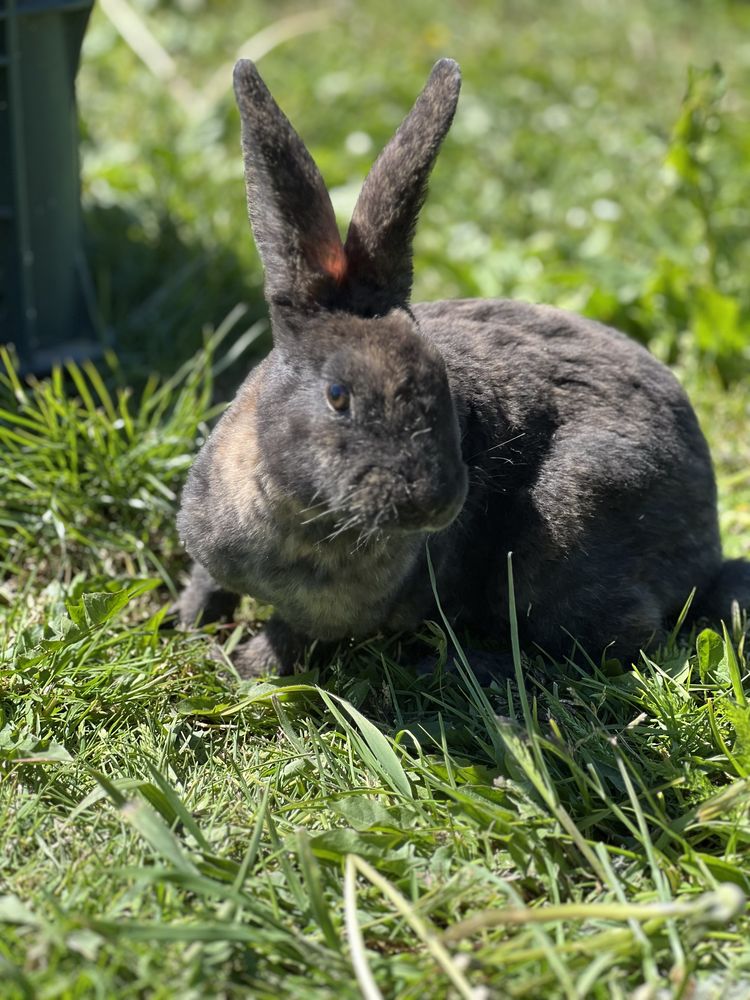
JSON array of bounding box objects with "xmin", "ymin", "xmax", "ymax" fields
[
  {"xmin": 177, "ymin": 59, "xmax": 746, "ymax": 676},
  {"xmin": 413, "ymin": 298, "xmax": 722, "ymax": 654}
]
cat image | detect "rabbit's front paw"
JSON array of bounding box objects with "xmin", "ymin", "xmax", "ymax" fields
[
  {"xmin": 231, "ymin": 632, "xmax": 285, "ymax": 678},
  {"xmin": 176, "ymin": 563, "xmax": 238, "ymax": 628},
  {"xmin": 231, "ymin": 616, "xmax": 303, "ymax": 678}
]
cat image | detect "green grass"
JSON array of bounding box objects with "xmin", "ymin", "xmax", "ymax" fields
[{"xmin": 2, "ymin": 0, "xmax": 750, "ymax": 996}]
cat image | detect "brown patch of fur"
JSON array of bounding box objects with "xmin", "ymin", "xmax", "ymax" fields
[{"xmin": 211, "ymin": 376, "xmax": 265, "ymax": 515}]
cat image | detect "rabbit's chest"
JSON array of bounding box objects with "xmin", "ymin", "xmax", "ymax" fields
[{"xmin": 246, "ymin": 529, "xmax": 423, "ymax": 639}]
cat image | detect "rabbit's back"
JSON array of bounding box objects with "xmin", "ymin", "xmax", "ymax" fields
[
  {"xmin": 413, "ymin": 299, "xmax": 723, "ymax": 657},
  {"xmin": 416, "ymin": 298, "xmax": 692, "ymax": 429},
  {"xmin": 416, "ymin": 298, "xmax": 713, "ymax": 488}
]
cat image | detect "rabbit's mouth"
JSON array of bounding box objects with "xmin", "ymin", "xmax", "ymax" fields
[
  {"xmin": 347, "ymin": 464, "xmax": 468, "ymax": 537},
  {"xmin": 385, "ymin": 494, "xmax": 465, "ymax": 535},
  {"xmin": 298, "ymin": 489, "xmax": 464, "ymax": 545},
  {"xmin": 299, "ymin": 463, "xmax": 467, "ymax": 544}
]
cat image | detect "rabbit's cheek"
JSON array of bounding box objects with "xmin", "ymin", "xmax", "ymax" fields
[
  {"xmin": 399, "ymin": 423, "xmax": 468, "ymax": 530},
  {"xmin": 417, "ymin": 462, "xmax": 469, "ymax": 532}
]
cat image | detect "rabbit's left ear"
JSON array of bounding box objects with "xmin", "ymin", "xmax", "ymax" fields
[
  {"xmin": 234, "ymin": 60, "xmax": 347, "ymax": 310},
  {"xmin": 344, "ymin": 59, "xmax": 461, "ymax": 313}
]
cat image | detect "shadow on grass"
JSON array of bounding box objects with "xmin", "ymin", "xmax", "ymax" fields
[{"xmin": 84, "ymin": 202, "xmax": 271, "ymax": 391}]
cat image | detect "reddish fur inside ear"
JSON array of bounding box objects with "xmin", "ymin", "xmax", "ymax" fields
[{"xmin": 316, "ymin": 242, "xmax": 348, "ymax": 284}]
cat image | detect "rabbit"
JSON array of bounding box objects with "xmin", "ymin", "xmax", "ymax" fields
[{"xmin": 176, "ymin": 57, "xmax": 749, "ymax": 678}]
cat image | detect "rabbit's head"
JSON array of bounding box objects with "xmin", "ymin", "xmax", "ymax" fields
[{"xmin": 229, "ymin": 59, "xmax": 467, "ymax": 540}]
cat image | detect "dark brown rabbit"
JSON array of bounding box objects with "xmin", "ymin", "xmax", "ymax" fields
[{"xmin": 177, "ymin": 58, "xmax": 749, "ymax": 677}]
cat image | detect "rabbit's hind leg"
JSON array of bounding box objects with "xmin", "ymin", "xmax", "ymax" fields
[{"xmin": 517, "ymin": 552, "xmax": 666, "ymax": 668}]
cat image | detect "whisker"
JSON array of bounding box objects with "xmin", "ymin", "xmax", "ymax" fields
[
  {"xmin": 322, "ymin": 512, "xmax": 363, "ymax": 544},
  {"xmin": 351, "ymin": 524, "xmax": 384, "ymax": 555},
  {"xmin": 300, "ymin": 504, "xmax": 341, "ymax": 526},
  {"xmin": 467, "ymin": 431, "xmax": 526, "ymax": 462}
]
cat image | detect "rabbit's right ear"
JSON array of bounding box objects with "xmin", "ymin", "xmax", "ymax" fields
[{"xmin": 233, "ymin": 60, "xmax": 347, "ymax": 310}]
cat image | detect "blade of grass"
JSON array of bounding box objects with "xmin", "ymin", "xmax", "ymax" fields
[
  {"xmin": 344, "ymin": 855, "xmax": 383, "ymax": 1000},
  {"xmin": 349, "ymin": 855, "xmax": 476, "ymax": 1000}
]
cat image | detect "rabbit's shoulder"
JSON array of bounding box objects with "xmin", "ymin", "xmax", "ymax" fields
[
  {"xmin": 413, "ymin": 297, "xmax": 714, "ymax": 521},
  {"xmin": 414, "ymin": 298, "xmax": 693, "ymax": 429}
]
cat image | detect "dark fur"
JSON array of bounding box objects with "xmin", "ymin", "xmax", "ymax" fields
[{"xmin": 177, "ymin": 59, "xmax": 748, "ymax": 677}]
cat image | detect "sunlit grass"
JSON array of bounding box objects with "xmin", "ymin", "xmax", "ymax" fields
[{"xmin": 1, "ymin": 333, "xmax": 748, "ymax": 997}]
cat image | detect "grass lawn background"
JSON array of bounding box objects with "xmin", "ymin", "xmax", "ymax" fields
[{"xmin": 1, "ymin": 0, "xmax": 750, "ymax": 996}]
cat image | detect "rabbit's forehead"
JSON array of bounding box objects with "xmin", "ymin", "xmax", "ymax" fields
[{"xmin": 307, "ymin": 311, "xmax": 444, "ymax": 382}]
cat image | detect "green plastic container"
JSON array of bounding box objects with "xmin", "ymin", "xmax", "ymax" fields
[{"xmin": 0, "ymin": 0, "xmax": 100, "ymax": 371}]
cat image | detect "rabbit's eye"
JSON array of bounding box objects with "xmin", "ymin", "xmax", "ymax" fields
[{"xmin": 326, "ymin": 383, "xmax": 350, "ymax": 413}]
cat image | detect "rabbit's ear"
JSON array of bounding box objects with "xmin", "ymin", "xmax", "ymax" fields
[
  {"xmin": 344, "ymin": 59, "xmax": 461, "ymax": 313},
  {"xmin": 233, "ymin": 60, "xmax": 347, "ymax": 309}
]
